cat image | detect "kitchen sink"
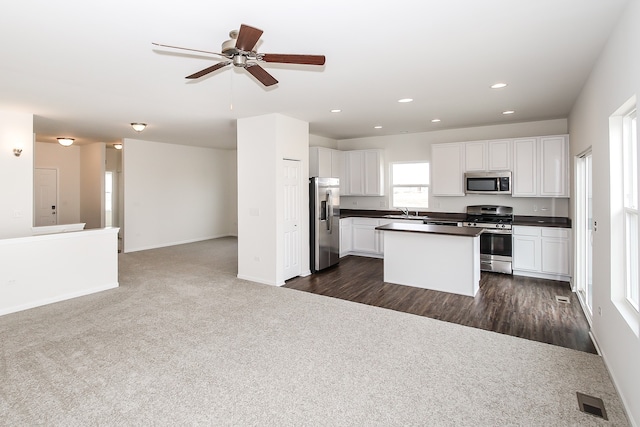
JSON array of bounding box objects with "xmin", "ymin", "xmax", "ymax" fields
[{"xmin": 383, "ymin": 214, "xmax": 428, "ymax": 220}]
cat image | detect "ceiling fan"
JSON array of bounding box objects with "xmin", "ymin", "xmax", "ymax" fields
[{"xmin": 152, "ymin": 24, "xmax": 325, "ymax": 87}]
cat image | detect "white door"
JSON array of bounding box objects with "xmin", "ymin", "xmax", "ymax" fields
[
  {"xmin": 283, "ymin": 160, "xmax": 301, "ymax": 280},
  {"xmin": 34, "ymin": 168, "xmax": 58, "ymax": 226},
  {"xmin": 576, "ymin": 150, "xmax": 593, "ymax": 317}
]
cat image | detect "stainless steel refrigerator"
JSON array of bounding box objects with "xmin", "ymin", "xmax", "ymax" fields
[{"xmin": 310, "ymin": 177, "xmax": 340, "ymax": 272}]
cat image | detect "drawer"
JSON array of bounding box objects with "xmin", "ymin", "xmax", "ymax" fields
[
  {"xmin": 512, "ymin": 226, "xmax": 540, "ymax": 236},
  {"xmin": 352, "ymin": 217, "xmax": 379, "ymax": 226},
  {"xmin": 541, "ymin": 227, "xmax": 570, "ymax": 238}
]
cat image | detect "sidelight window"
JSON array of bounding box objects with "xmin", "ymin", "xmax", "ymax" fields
[
  {"xmin": 623, "ymin": 109, "xmax": 639, "ymax": 311},
  {"xmin": 391, "ymin": 162, "xmax": 429, "ymax": 209}
]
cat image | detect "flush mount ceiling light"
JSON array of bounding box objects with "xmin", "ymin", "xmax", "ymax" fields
[
  {"xmin": 502, "ymin": 110, "xmax": 515, "ymax": 115},
  {"xmin": 397, "ymin": 98, "xmax": 413, "ymax": 103},
  {"xmin": 374, "ymin": 125, "xmax": 383, "ymax": 129},
  {"xmin": 113, "ymin": 143, "xmax": 123, "ymax": 150},
  {"xmin": 491, "ymin": 83, "xmax": 508, "ymax": 89},
  {"xmin": 130, "ymin": 123, "xmax": 147, "ymax": 132},
  {"xmin": 330, "ymin": 109, "xmax": 342, "ymax": 113},
  {"xmin": 57, "ymin": 137, "xmax": 74, "ymax": 147},
  {"xmin": 431, "ymin": 119, "xmax": 441, "ymax": 123}
]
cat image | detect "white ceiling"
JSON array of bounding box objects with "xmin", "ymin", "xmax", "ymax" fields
[{"xmin": 0, "ymin": 0, "xmax": 629, "ymax": 150}]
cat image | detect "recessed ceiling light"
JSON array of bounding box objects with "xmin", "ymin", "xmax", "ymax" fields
[
  {"xmin": 374, "ymin": 125, "xmax": 383, "ymax": 129},
  {"xmin": 431, "ymin": 119, "xmax": 441, "ymax": 123},
  {"xmin": 398, "ymin": 98, "xmax": 413, "ymax": 103},
  {"xmin": 330, "ymin": 109, "xmax": 342, "ymax": 113},
  {"xmin": 491, "ymin": 83, "xmax": 508, "ymax": 89},
  {"xmin": 502, "ymin": 110, "xmax": 515, "ymax": 115}
]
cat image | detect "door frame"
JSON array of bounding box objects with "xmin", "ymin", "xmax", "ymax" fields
[{"xmin": 574, "ymin": 148, "xmax": 593, "ymax": 324}]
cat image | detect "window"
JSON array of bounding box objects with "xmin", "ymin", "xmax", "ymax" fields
[
  {"xmin": 623, "ymin": 109, "xmax": 639, "ymax": 311},
  {"xmin": 391, "ymin": 162, "xmax": 429, "ymax": 209}
]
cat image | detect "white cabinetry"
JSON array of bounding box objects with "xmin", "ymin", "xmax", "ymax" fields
[
  {"xmin": 464, "ymin": 140, "xmax": 511, "ymax": 172},
  {"xmin": 464, "ymin": 141, "xmax": 487, "ymax": 171},
  {"xmin": 512, "ymin": 135, "xmax": 569, "ymax": 198},
  {"xmin": 432, "ymin": 143, "xmax": 465, "ymax": 196},
  {"xmin": 345, "ymin": 217, "xmax": 417, "ymax": 258},
  {"xmin": 343, "ymin": 149, "xmax": 384, "ymax": 196},
  {"xmin": 339, "ymin": 217, "xmax": 352, "ymax": 257},
  {"xmin": 512, "ymin": 225, "xmax": 571, "ymax": 281},
  {"xmin": 309, "ymin": 147, "xmax": 343, "ymax": 179}
]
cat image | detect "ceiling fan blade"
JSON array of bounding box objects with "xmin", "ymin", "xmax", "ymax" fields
[
  {"xmin": 261, "ymin": 54, "xmax": 326, "ymax": 66},
  {"xmin": 235, "ymin": 24, "xmax": 263, "ymax": 52},
  {"xmin": 245, "ymin": 64, "xmax": 278, "ymax": 86},
  {"xmin": 186, "ymin": 61, "xmax": 231, "ymax": 79},
  {"xmin": 152, "ymin": 42, "xmax": 226, "ymax": 58}
]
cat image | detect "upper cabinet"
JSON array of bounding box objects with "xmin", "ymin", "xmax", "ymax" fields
[
  {"xmin": 512, "ymin": 135, "xmax": 569, "ymax": 198},
  {"xmin": 311, "ymin": 147, "xmax": 383, "ymax": 196},
  {"xmin": 309, "ymin": 147, "xmax": 342, "ymax": 179},
  {"xmin": 344, "ymin": 149, "xmax": 385, "ymax": 196},
  {"xmin": 464, "ymin": 139, "xmax": 511, "ymax": 172},
  {"xmin": 432, "ymin": 142, "xmax": 465, "ymax": 196}
]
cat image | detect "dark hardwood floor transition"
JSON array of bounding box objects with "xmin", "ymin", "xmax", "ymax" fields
[{"xmin": 284, "ymin": 255, "xmax": 596, "ymax": 354}]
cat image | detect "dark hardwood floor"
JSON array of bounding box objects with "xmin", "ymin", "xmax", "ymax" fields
[{"xmin": 284, "ymin": 255, "xmax": 596, "ymax": 354}]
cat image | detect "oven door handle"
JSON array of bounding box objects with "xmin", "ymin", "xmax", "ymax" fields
[{"xmin": 481, "ymin": 229, "xmax": 512, "ymax": 235}]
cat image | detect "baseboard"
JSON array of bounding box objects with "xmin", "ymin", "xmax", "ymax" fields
[
  {"xmin": 124, "ymin": 234, "xmax": 234, "ymax": 253},
  {"xmin": 512, "ymin": 270, "xmax": 571, "ymax": 282},
  {"xmin": 0, "ymin": 282, "xmax": 119, "ymax": 317},
  {"xmin": 595, "ymin": 331, "xmax": 638, "ymax": 427},
  {"xmin": 236, "ymin": 274, "xmax": 282, "ymax": 287}
]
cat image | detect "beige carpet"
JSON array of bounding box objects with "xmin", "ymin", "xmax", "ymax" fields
[{"xmin": 0, "ymin": 237, "xmax": 629, "ymax": 426}]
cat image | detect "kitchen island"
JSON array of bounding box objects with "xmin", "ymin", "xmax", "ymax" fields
[{"xmin": 375, "ymin": 222, "xmax": 484, "ymax": 297}]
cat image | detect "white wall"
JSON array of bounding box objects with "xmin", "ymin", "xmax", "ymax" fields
[
  {"xmin": 0, "ymin": 110, "xmax": 33, "ymax": 238},
  {"xmin": 337, "ymin": 119, "xmax": 569, "ymax": 216},
  {"xmin": 237, "ymin": 114, "xmax": 309, "ymax": 286},
  {"xmin": 568, "ymin": 0, "xmax": 640, "ymax": 424},
  {"xmin": 123, "ymin": 138, "xmax": 236, "ymax": 253},
  {"xmin": 309, "ymin": 134, "xmax": 338, "ymax": 149},
  {"xmin": 79, "ymin": 143, "xmax": 106, "ymax": 229},
  {"xmin": 34, "ymin": 141, "xmax": 81, "ymax": 225}
]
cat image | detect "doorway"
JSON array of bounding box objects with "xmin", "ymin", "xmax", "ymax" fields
[
  {"xmin": 576, "ymin": 149, "xmax": 593, "ymax": 321},
  {"xmin": 34, "ymin": 168, "xmax": 58, "ymax": 227}
]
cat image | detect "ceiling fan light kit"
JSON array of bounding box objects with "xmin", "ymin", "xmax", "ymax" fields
[{"xmin": 154, "ymin": 24, "xmax": 325, "ymax": 87}]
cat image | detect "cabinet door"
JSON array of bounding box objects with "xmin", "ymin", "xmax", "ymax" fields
[
  {"xmin": 512, "ymin": 138, "xmax": 538, "ymax": 197},
  {"xmin": 512, "ymin": 234, "xmax": 541, "ymax": 272},
  {"xmin": 346, "ymin": 151, "xmax": 364, "ymax": 195},
  {"xmin": 339, "ymin": 218, "xmax": 352, "ymax": 257},
  {"xmin": 464, "ymin": 141, "xmax": 487, "ymax": 171},
  {"xmin": 364, "ymin": 150, "xmax": 384, "ymax": 196},
  {"xmin": 432, "ymin": 143, "xmax": 465, "ymax": 196},
  {"xmin": 331, "ymin": 149, "xmax": 344, "ymax": 180},
  {"xmin": 352, "ymin": 225, "xmax": 377, "ymax": 253},
  {"xmin": 488, "ymin": 139, "xmax": 512, "ymax": 171},
  {"xmin": 541, "ymin": 238, "xmax": 570, "ymax": 275},
  {"xmin": 539, "ymin": 136, "xmax": 568, "ymax": 197}
]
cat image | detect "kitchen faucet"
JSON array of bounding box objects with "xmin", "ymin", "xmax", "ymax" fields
[{"xmin": 400, "ymin": 207, "xmax": 409, "ymax": 216}]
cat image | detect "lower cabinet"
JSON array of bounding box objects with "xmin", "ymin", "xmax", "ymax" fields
[
  {"xmin": 341, "ymin": 217, "xmax": 418, "ymax": 258},
  {"xmin": 512, "ymin": 225, "xmax": 571, "ymax": 282}
]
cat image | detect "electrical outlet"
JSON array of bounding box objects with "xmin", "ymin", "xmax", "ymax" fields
[
  {"xmin": 352, "ymin": 201, "xmax": 357, "ymax": 206},
  {"xmin": 598, "ymin": 306, "xmax": 602, "ymax": 316},
  {"xmin": 379, "ymin": 201, "xmax": 386, "ymax": 208},
  {"xmin": 6, "ymin": 279, "xmax": 16, "ymax": 286},
  {"xmin": 533, "ymin": 205, "xmax": 538, "ymax": 212}
]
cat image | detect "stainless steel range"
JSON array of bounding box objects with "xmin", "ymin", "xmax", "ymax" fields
[{"xmin": 463, "ymin": 205, "xmax": 513, "ymax": 274}]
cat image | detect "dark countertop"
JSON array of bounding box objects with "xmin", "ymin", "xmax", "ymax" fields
[
  {"xmin": 376, "ymin": 222, "xmax": 484, "ymax": 237},
  {"xmin": 513, "ymin": 215, "xmax": 571, "ymax": 228},
  {"xmin": 341, "ymin": 209, "xmax": 571, "ymax": 228}
]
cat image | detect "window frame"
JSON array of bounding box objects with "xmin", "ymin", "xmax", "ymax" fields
[
  {"xmin": 622, "ymin": 109, "xmax": 639, "ymax": 311},
  {"xmin": 390, "ymin": 161, "xmax": 430, "ymax": 210}
]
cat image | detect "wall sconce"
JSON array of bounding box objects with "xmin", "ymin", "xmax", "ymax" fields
[
  {"xmin": 130, "ymin": 123, "xmax": 147, "ymax": 132},
  {"xmin": 113, "ymin": 143, "xmax": 123, "ymax": 150},
  {"xmin": 57, "ymin": 137, "xmax": 75, "ymax": 147},
  {"xmin": 13, "ymin": 148, "xmax": 23, "ymax": 157}
]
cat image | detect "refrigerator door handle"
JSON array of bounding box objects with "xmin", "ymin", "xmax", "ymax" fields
[{"xmin": 326, "ymin": 190, "xmax": 332, "ymax": 233}]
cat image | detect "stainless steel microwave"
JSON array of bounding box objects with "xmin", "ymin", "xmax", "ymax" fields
[{"xmin": 465, "ymin": 171, "xmax": 512, "ymax": 194}]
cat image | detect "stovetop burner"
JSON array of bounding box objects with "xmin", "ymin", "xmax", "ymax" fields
[{"xmin": 464, "ymin": 205, "xmax": 514, "ymax": 229}]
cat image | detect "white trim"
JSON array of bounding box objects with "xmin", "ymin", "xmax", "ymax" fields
[{"xmin": 123, "ymin": 234, "xmax": 234, "ymax": 253}]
